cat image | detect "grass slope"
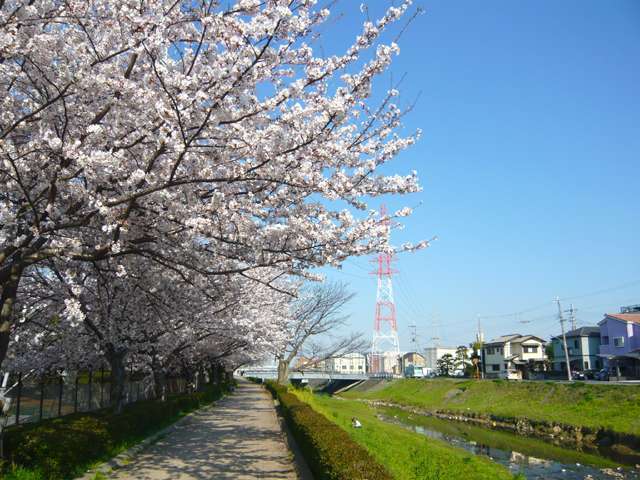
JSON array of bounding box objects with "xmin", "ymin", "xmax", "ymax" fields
[
  {"xmin": 383, "ymin": 407, "xmax": 620, "ymax": 469},
  {"xmin": 292, "ymin": 389, "xmax": 521, "ymax": 480},
  {"xmin": 342, "ymin": 379, "xmax": 640, "ymax": 435}
]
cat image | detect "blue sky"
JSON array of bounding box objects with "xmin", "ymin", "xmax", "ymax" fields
[{"xmin": 318, "ymin": 1, "xmax": 640, "ymax": 350}]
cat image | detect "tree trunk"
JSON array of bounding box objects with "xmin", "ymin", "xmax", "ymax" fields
[
  {"xmin": 207, "ymin": 362, "xmax": 216, "ymax": 386},
  {"xmin": 105, "ymin": 347, "xmax": 127, "ymax": 413},
  {"xmin": 277, "ymin": 359, "xmax": 289, "ymax": 385},
  {"xmin": 151, "ymin": 360, "xmax": 167, "ymax": 401},
  {"xmin": 0, "ymin": 263, "xmax": 24, "ymax": 370}
]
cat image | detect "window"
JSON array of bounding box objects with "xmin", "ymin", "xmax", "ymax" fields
[
  {"xmin": 602, "ymin": 336, "xmax": 609, "ymax": 345},
  {"xmin": 491, "ymin": 364, "xmax": 500, "ymax": 371},
  {"xmin": 342, "ymin": 365, "xmax": 347, "ymax": 369},
  {"xmin": 613, "ymin": 337, "xmax": 625, "ymax": 348},
  {"xmin": 504, "ymin": 363, "xmax": 509, "ymax": 369},
  {"xmin": 584, "ymin": 361, "xmax": 589, "ymax": 369},
  {"xmin": 574, "ymin": 340, "xmax": 579, "ymax": 349},
  {"xmin": 358, "ymin": 365, "xmax": 363, "ymax": 370},
  {"xmin": 486, "ymin": 347, "xmax": 494, "ymax": 355},
  {"xmin": 523, "ymin": 345, "xmax": 538, "ymax": 353}
]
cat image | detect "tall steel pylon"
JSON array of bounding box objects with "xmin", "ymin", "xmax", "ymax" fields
[{"xmin": 370, "ymin": 206, "xmax": 400, "ymax": 375}]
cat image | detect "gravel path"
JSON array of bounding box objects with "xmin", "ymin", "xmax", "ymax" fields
[{"xmin": 109, "ymin": 380, "xmax": 298, "ymax": 480}]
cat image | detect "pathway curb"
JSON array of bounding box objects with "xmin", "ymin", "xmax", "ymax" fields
[{"xmin": 269, "ymin": 392, "xmax": 314, "ymax": 480}]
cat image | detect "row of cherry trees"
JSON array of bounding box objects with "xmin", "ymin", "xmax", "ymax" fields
[{"xmin": 1, "ymin": 0, "xmax": 426, "ymax": 410}]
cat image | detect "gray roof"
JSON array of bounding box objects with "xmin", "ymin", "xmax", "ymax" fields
[
  {"xmin": 485, "ymin": 334, "xmax": 521, "ymax": 345},
  {"xmin": 485, "ymin": 334, "xmax": 546, "ymax": 346},
  {"xmin": 552, "ymin": 326, "xmax": 600, "ymax": 340}
]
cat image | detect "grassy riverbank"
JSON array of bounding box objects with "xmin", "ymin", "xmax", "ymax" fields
[
  {"xmin": 341, "ymin": 379, "xmax": 640, "ymax": 435},
  {"xmin": 291, "ymin": 389, "xmax": 521, "ymax": 480},
  {"xmin": 383, "ymin": 406, "xmax": 622, "ymax": 469}
]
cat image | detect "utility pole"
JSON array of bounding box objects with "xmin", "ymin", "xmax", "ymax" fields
[
  {"xmin": 565, "ymin": 304, "xmax": 577, "ymax": 331},
  {"xmin": 409, "ymin": 322, "xmax": 422, "ymax": 353},
  {"xmin": 476, "ymin": 316, "xmax": 484, "ymax": 344},
  {"xmin": 476, "ymin": 315, "xmax": 485, "ymax": 379},
  {"xmin": 556, "ymin": 297, "xmax": 572, "ymax": 381},
  {"xmin": 429, "ymin": 312, "xmax": 441, "ymax": 348}
]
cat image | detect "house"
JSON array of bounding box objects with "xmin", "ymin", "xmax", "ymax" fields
[
  {"xmin": 550, "ymin": 327, "xmax": 602, "ymax": 372},
  {"xmin": 327, "ymin": 353, "xmax": 367, "ymax": 374},
  {"xmin": 482, "ymin": 334, "xmax": 547, "ymax": 379},
  {"xmin": 293, "ymin": 357, "xmax": 327, "ymax": 371},
  {"xmin": 402, "ymin": 352, "xmax": 426, "ymax": 377},
  {"xmin": 402, "ymin": 351, "xmax": 426, "ymax": 370},
  {"xmin": 598, "ymin": 310, "xmax": 640, "ymax": 379},
  {"xmin": 369, "ymin": 351, "xmax": 402, "ymax": 375}
]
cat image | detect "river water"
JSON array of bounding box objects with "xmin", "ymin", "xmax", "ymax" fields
[{"xmin": 378, "ymin": 408, "xmax": 640, "ymax": 480}]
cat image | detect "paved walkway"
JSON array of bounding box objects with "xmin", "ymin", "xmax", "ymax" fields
[{"xmin": 110, "ymin": 380, "xmax": 298, "ymax": 479}]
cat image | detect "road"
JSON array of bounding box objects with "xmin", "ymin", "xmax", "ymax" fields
[{"xmin": 108, "ymin": 379, "xmax": 298, "ymax": 480}]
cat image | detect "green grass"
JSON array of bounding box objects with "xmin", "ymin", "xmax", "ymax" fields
[
  {"xmin": 2, "ymin": 467, "xmax": 45, "ymax": 480},
  {"xmin": 383, "ymin": 406, "xmax": 620, "ymax": 469},
  {"xmin": 291, "ymin": 389, "xmax": 522, "ymax": 480},
  {"xmin": 341, "ymin": 379, "xmax": 640, "ymax": 435}
]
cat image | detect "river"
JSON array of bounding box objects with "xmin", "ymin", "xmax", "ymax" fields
[{"xmin": 378, "ymin": 407, "xmax": 640, "ymax": 480}]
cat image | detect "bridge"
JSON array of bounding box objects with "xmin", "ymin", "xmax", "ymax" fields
[{"xmin": 239, "ymin": 367, "xmax": 393, "ymax": 382}]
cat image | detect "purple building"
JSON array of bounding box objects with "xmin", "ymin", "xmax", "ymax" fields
[{"xmin": 598, "ymin": 311, "xmax": 640, "ymax": 379}]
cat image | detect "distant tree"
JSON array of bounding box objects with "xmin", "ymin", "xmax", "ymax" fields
[
  {"xmin": 545, "ymin": 343, "xmax": 555, "ymax": 372},
  {"xmin": 275, "ymin": 282, "xmax": 364, "ymax": 384},
  {"xmin": 436, "ymin": 353, "xmax": 455, "ymax": 376},
  {"xmin": 454, "ymin": 345, "xmax": 469, "ymax": 374}
]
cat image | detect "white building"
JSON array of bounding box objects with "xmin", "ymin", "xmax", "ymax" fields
[
  {"xmin": 424, "ymin": 346, "xmax": 458, "ymax": 372},
  {"xmin": 328, "ymin": 353, "xmax": 367, "ymax": 374},
  {"xmin": 482, "ymin": 334, "xmax": 547, "ymax": 379}
]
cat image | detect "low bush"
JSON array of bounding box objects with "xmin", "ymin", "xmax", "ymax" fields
[
  {"xmin": 2, "ymin": 382, "xmax": 231, "ymax": 480},
  {"xmin": 265, "ymin": 381, "xmax": 392, "ymax": 480}
]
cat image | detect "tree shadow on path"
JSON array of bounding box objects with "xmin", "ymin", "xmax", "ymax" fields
[{"xmin": 111, "ymin": 382, "xmax": 298, "ymax": 480}]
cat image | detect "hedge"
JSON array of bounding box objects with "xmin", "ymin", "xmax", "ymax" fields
[
  {"xmin": 265, "ymin": 381, "xmax": 392, "ymax": 480},
  {"xmin": 2, "ymin": 382, "xmax": 232, "ymax": 480}
]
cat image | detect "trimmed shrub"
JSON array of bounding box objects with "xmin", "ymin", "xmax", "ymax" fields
[
  {"xmin": 2, "ymin": 383, "xmax": 231, "ymax": 480},
  {"xmin": 265, "ymin": 382, "xmax": 392, "ymax": 480}
]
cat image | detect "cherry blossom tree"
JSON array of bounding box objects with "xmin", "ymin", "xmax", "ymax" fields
[
  {"xmin": 1, "ymin": 0, "xmax": 427, "ymax": 370},
  {"xmin": 9, "ymin": 258, "xmax": 290, "ymax": 410},
  {"xmin": 275, "ymin": 281, "xmax": 365, "ymax": 384}
]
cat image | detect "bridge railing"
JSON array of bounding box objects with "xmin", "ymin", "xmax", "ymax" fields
[{"xmin": 239, "ymin": 367, "xmax": 371, "ymax": 380}]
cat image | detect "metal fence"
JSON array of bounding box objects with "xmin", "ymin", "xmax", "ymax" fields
[{"xmin": 2, "ymin": 372, "xmax": 187, "ymax": 427}]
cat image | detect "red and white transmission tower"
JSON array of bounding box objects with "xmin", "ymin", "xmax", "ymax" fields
[{"xmin": 370, "ymin": 206, "xmax": 400, "ymax": 375}]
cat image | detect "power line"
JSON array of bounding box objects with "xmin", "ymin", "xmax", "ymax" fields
[
  {"xmin": 560, "ymin": 279, "xmax": 640, "ymax": 302},
  {"xmin": 477, "ymin": 278, "xmax": 640, "ymax": 321}
]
